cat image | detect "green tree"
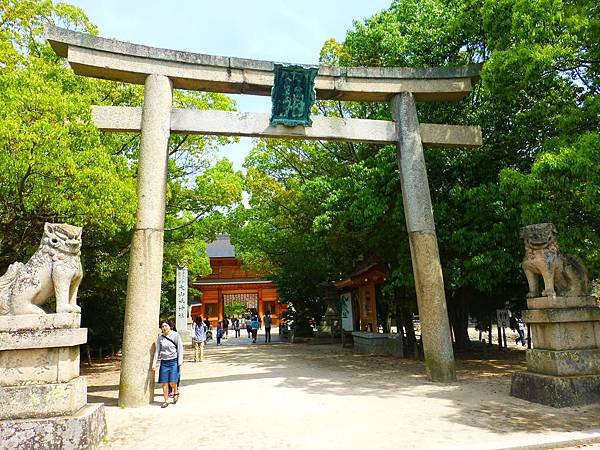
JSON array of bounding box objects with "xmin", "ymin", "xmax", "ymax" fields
[
  {"xmin": 235, "ymin": 0, "xmax": 598, "ymax": 350},
  {"xmin": 0, "ymin": 0, "xmax": 243, "ymax": 350}
]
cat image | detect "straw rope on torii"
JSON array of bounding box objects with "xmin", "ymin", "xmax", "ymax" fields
[{"xmin": 46, "ymin": 25, "xmax": 483, "ymax": 407}]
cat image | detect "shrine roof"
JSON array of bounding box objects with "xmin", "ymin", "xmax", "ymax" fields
[
  {"xmin": 192, "ymin": 278, "xmax": 272, "ymax": 286},
  {"xmin": 206, "ymin": 235, "xmax": 235, "ymax": 258}
]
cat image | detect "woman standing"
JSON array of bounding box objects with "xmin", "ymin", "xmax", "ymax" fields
[
  {"xmin": 193, "ymin": 316, "xmax": 207, "ymax": 362},
  {"xmin": 152, "ymin": 320, "xmax": 184, "ymax": 408}
]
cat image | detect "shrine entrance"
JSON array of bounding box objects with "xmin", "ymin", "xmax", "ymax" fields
[
  {"xmin": 46, "ymin": 25, "xmax": 482, "ymax": 407},
  {"xmin": 191, "ymin": 235, "xmax": 286, "ymax": 327}
]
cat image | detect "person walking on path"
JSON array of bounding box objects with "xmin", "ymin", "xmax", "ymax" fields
[
  {"xmin": 216, "ymin": 320, "xmax": 223, "ymax": 346},
  {"xmin": 516, "ymin": 316, "xmax": 527, "ymax": 347},
  {"xmin": 250, "ymin": 314, "xmax": 259, "ymax": 344},
  {"xmin": 152, "ymin": 320, "xmax": 183, "ymax": 408},
  {"xmin": 223, "ymin": 316, "xmax": 230, "ymax": 339},
  {"xmin": 246, "ymin": 315, "xmax": 253, "ymax": 338},
  {"xmin": 263, "ymin": 311, "xmax": 272, "ymax": 343},
  {"xmin": 233, "ymin": 317, "xmax": 240, "ymax": 338},
  {"xmin": 193, "ymin": 316, "xmax": 207, "ymax": 362}
]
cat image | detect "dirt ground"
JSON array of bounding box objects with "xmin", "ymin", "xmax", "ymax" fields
[{"xmin": 83, "ymin": 329, "xmax": 600, "ymax": 450}]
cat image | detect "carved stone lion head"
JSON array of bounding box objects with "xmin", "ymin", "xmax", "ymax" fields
[
  {"xmin": 41, "ymin": 222, "xmax": 82, "ymax": 256},
  {"xmin": 520, "ymin": 223, "xmax": 557, "ymax": 250}
]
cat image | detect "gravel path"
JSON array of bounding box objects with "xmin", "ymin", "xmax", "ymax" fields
[{"xmin": 85, "ymin": 334, "xmax": 600, "ymax": 450}]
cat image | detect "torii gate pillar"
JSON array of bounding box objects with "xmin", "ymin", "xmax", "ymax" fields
[
  {"xmin": 392, "ymin": 93, "xmax": 456, "ymax": 381},
  {"xmin": 119, "ymin": 75, "xmax": 173, "ymax": 407}
]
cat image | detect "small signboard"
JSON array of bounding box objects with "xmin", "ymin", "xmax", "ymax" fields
[
  {"xmin": 496, "ymin": 309, "xmax": 509, "ymax": 328},
  {"xmin": 176, "ymin": 266, "xmax": 188, "ymax": 334},
  {"xmin": 270, "ymin": 64, "xmax": 318, "ymax": 127},
  {"xmin": 340, "ymin": 292, "xmax": 354, "ymax": 331}
]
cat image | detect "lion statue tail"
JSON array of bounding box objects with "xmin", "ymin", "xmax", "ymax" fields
[{"xmin": 0, "ymin": 262, "xmax": 24, "ymax": 315}]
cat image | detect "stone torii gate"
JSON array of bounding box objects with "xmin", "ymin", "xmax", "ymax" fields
[{"xmin": 46, "ymin": 26, "xmax": 482, "ymax": 407}]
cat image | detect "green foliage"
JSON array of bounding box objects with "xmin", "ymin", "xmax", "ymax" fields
[
  {"xmin": 0, "ymin": 0, "xmax": 243, "ymax": 350},
  {"xmin": 234, "ymin": 0, "xmax": 598, "ymax": 349},
  {"xmin": 224, "ymin": 301, "xmax": 247, "ymax": 317}
]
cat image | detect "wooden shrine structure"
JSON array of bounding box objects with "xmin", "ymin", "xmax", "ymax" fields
[{"xmin": 191, "ymin": 235, "xmax": 284, "ymax": 327}]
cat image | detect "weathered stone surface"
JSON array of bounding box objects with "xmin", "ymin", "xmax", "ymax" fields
[
  {"xmin": 92, "ymin": 106, "xmax": 483, "ymax": 148},
  {"xmin": 0, "ymin": 345, "xmax": 80, "ymax": 386},
  {"xmin": 0, "ymin": 326, "xmax": 87, "ymax": 351},
  {"xmin": 524, "ymin": 307, "xmax": 600, "ymax": 323},
  {"xmin": 0, "ymin": 223, "xmax": 83, "ymax": 316},
  {"xmin": 45, "ymin": 25, "xmax": 481, "ymax": 102},
  {"xmin": 529, "ymin": 319, "xmax": 600, "ymax": 351},
  {"xmin": 523, "ymin": 305, "xmax": 600, "ymax": 351},
  {"xmin": 390, "ymin": 92, "xmax": 455, "ymax": 382},
  {"xmin": 0, "ymin": 376, "xmax": 86, "ymax": 420},
  {"xmin": 511, "ymin": 371, "xmax": 600, "ymax": 408},
  {"xmin": 527, "ymin": 295, "xmax": 598, "ymax": 309},
  {"xmin": 0, "ymin": 312, "xmax": 81, "ymax": 331},
  {"xmin": 521, "ymin": 223, "xmax": 589, "ymax": 298},
  {"xmin": 0, "ymin": 403, "xmax": 107, "ymax": 449},
  {"xmin": 352, "ymin": 332, "xmax": 404, "ymax": 357},
  {"xmin": 118, "ymin": 74, "xmax": 171, "ymax": 408},
  {"xmin": 527, "ymin": 348, "xmax": 600, "ymax": 376}
]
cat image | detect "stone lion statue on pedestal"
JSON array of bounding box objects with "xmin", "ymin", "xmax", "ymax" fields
[
  {"xmin": 0, "ymin": 223, "xmax": 83, "ymax": 315},
  {"xmin": 521, "ymin": 223, "xmax": 589, "ymax": 298}
]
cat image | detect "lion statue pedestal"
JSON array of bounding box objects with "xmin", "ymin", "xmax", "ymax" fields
[
  {"xmin": 0, "ymin": 224, "xmax": 106, "ymax": 448},
  {"xmin": 510, "ymin": 224, "xmax": 600, "ymax": 407}
]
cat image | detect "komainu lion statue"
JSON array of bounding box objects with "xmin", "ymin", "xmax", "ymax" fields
[
  {"xmin": 521, "ymin": 223, "xmax": 589, "ymax": 298},
  {"xmin": 0, "ymin": 223, "xmax": 83, "ymax": 315}
]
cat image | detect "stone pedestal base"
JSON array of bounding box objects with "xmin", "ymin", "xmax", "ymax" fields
[
  {"xmin": 0, "ymin": 376, "xmax": 87, "ymax": 420},
  {"xmin": 352, "ymin": 331, "xmax": 404, "ymax": 357},
  {"xmin": 0, "ymin": 403, "xmax": 107, "ymax": 449},
  {"xmin": 511, "ymin": 371, "xmax": 600, "ymax": 408},
  {"xmin": 0, "ymin": 313, "xmax": 107, "ymax": 446},
  {"xmin": 510, "ymin": 296, "xmax": 600, "ymax": 408}
]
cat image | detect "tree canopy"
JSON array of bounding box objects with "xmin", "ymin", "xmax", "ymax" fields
[
  {"xmin": 232, "ymin": 0, "xmax": 599, "ymax": 347},
  {"xmin": 0, "ymin": 0, "xmax": 243, "ymax": 348}
]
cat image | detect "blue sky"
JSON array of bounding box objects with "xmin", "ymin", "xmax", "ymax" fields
[{"xmin": 67, "ymin": 0, "xmax": 392, "ymax": 170}]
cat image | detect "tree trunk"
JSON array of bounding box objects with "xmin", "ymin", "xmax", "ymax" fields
[
  {"xmin": 85, "ymin": 344, "xmax": 92, "ymax": 366},
  {"xmin": 448, "ymin": 289, "xmax": 471, "ymax": 351}
]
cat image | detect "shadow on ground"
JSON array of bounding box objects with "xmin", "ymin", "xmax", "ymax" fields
[{"xmin": 83, "ymin": 340, "xmax": 600, "ymax": 435}]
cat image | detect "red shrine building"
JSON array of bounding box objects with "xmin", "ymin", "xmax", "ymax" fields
[{"xmin": 190, "ymin": 235, "xmax": 285, "ymax": 327}]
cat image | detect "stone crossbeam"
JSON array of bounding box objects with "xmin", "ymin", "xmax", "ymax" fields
[
  {"xmin": 92, "ymin": 106, "xmax": 482, "ymax": 148},
  {"xmin": 46, "ymin": 25, "xmax": 480, "ymax": 102}
]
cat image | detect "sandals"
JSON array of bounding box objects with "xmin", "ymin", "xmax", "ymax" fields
[
  {"xmin": 161, "ymin": 402, "xmax": 169, "ymax": 408},
  {"xmin": 173, "ymin": 393, "xmax": 179, "ymax": 404}
]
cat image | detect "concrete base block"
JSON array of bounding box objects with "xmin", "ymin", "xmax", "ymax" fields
[
  {"xmin": 0, "ymin": 376, "xmax": 87, "ymax": 420},
  {"xmin": 0, "ymin": 313, "xmax": 81, "ymax": 331},
  {"xmin": 511, "ymin": 371, "xmax": 600, "ymax": 408},
  {"xmin": 352, "ymin": 332, "xmax": 404, "ymax": 357},
  {"xmin": 527, "ymin": 296, "xmax": 598, "ymax": 310},
  {"xmin": 527, "ymin": 348, "xmax": 600, "ymax": 376},
  {"xmin": 0, "ymin": 345, "xmax": 80, "ymax": 386},
  {"xmin": 523, "ymin": 307, "xmax": 600, "ymax": 350},
  {"xmin": 0, "ymin": 403, "xmax": 107, "ymax": 450}
]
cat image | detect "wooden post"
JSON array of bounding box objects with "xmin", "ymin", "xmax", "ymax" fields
[
  {"xmin": 118, "ymin": 74, "xmax": 172, "ymax": 407},
  {"xmin": 391, "ymin": 93, "xmax": 456, "ymax": 382}
]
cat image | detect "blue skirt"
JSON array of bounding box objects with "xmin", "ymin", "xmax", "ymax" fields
[{"xmin": 158, "ymin": 358, "xmax": 179, "ymax": 384}]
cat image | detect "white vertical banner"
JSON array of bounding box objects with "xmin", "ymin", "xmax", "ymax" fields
[
  {"xmin": 176, "ymin": 266, "xmax": 188, "ymax": 334},
  {"xmin": 340, "ymin": 292, "xmax": 354, "ymax": 331}
]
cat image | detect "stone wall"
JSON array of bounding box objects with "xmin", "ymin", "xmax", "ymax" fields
[{"xmin": 352, "ymin": 332, "xmax": 404, "ymax": 357}]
